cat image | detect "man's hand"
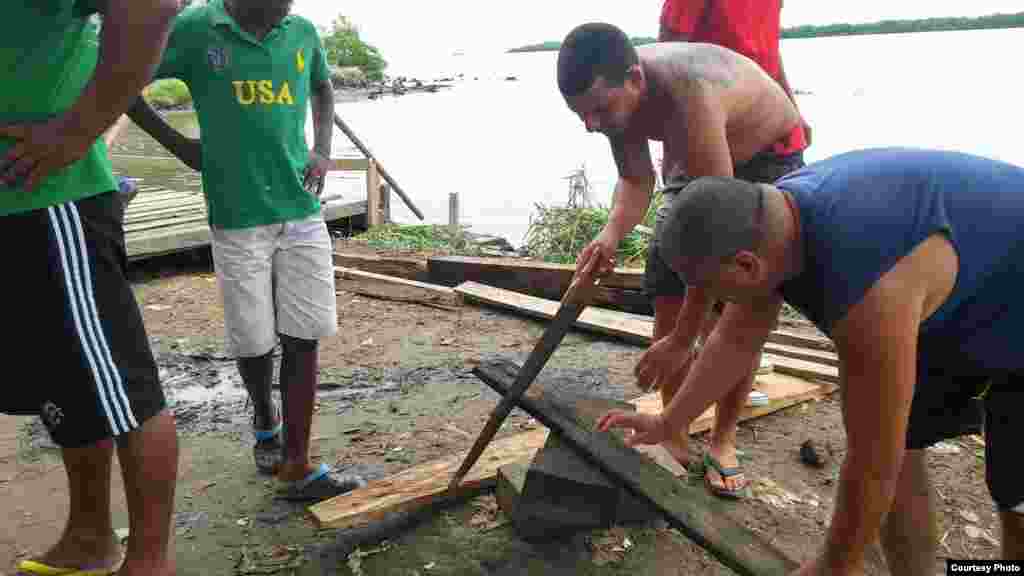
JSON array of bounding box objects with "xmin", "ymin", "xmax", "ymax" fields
[
  {"xmin": 801, "ymin": 118, "xmax": 813, "ymax": 147},
  {"xmin": 596, "ymin": 410, "xmax": 670, "ymax": 447},
  {"xmin": 635, "ymin": 334, "xmax": 696, "ymax": 392},
  {"xmin": 0, "ymin": 116, "xmax": 96, "ymax": 192},
  {"xmin": 575, "ymin": 229, "xmax": 618, "ymax": 282},
  {"xmin": 304, "ymin": 149, "xmax": 330, "ymax": 198}
]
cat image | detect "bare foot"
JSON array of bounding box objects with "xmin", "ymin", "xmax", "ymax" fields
[
  {"xmin": 705, "ymin": 442, "xmax": 746, "ymax": 495},
  {"xmin": 19, "ymin": 531, "xmax": 122, "ymax": 574}
]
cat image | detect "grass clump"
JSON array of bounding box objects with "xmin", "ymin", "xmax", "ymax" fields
[
  {"xmin": 524, "ymin": 190, "xmax": 663, "ymax": 267},
  {"xmin": 356, "ymin": 224, "xmax": 483, "ymax": 255},
  {"xmin": 142, "ymin": 79, "xmax": 192, "ymax": 109}
]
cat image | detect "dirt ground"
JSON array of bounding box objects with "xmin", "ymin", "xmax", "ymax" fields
[{"xmin": 0, "ymin": 242, "xmax": 1003, "ymax": 575}]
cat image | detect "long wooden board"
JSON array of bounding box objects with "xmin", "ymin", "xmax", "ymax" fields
[
  {"xmin": 429, "ymin": 255, "xmax": 644, "ymax": 290},
  {"xmin": 456, "ymin": 280, "xmax": 836, "ymax": 358},
  {"xmin": 309, "ymin": 372, "xmax": 834, "ymax": 530},
  {"xmin": 334, "ymin": 267, "xmax": 460, "ymax": 308},
  {"xmin": 475, "ymin": 360, "xmax": 798, "ymax": 576}
]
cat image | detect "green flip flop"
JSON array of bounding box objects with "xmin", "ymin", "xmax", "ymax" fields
[{"xmin": 703, "ymin": 452, "xmax": 748, "ymax": 500}]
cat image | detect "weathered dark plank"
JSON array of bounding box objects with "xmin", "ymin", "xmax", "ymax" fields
[
  {"xmin": 475, "ymin": 360, "xmax": 800, "ymax": 576},
  {"xmin": 429, "ymin": 255, "xmax": 652, "ymax": 314}
]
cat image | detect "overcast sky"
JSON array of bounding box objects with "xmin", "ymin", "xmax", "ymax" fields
[{"xmin": 291, "ymin": 0, "xmax": 1023, "ymax": 58}]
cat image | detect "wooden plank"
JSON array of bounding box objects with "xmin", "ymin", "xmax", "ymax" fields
[
  {"xmin": 768, "ymin": 327, "xmax": 834, "ymax": 352},
  {"xmin": 125, "ymin": 199, "xmax": 205, "ymax": 216},
  {"xmin": 630, "ymin": 372, "xmax": 838, "ymax": 435},
  {"xmin": 332, "ymin": 252, "xmax": 428, "ymax": 280},
  {"xmin": 455, "ymin": 281, "xmax": 835, "ymax": 354},
  {"xmin": 762, "ymin": 343, "xmax": 839, "ymax": 367},
  {"xmin": 475, "ymin": 360, "xmax": 798, "ymax": 576},
  {"xmin": 429, "ymin": 255, "xmax": 644, "ymax": 291},
  {"xmin": 308, "ymin": 372, "xmax": 833, "ymax": 531},
  {"xmin": 429, "ymin": 255, "xmax": 652, "ymax": 314},
  {"xmin": 124, "ymin": 213, "xmax": 208, "ymax": 234},
  {"xmin": 763, "ymin": 355, "xmax": 839, "ymax": 384},
  {"xmin": 431, "ymin": 255, "xmax": 652, "ymax": 315},
  {"xmin": 334, "ymin": 266, "xmax": 461, "ymax": 308},
  {"xmin": 125, "ymin": 223, "xmax": 211, "ymax": 259},
  {"xmin": 309, "ymin": 428, "xmax": 548, "ymax": 530}
]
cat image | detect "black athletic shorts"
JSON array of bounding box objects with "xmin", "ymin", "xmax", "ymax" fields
[
  {"xmin": 908, "ymin": 340, "xmax": 1023, "ymax": 511},
  {"xmin": 0, "ymin": 192, "xmax": 166, "ymax": 448},
  {"xmin": 644, "ymin": 150, "xmax": 806, "ymax": 298}
]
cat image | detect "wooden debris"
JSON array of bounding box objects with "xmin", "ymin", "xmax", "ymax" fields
[
  {"xmin": 475, "ymin": 359, "xmax": 799, "ymax": 576},
  {"xmin": 309, "ymin": 428, "xmax": 546, "ymax": 530},
  {"xmin": 309, "ymin": 373, "xmax": 834, "ymax": 531}
]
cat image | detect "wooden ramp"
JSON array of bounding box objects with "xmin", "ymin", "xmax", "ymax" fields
[{"xmin": 123, "ymin": 189, "xmax": 367, "ymax": 261}]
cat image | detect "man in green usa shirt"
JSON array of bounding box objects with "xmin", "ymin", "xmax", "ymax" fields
[
  {"xmin": 129, "ymin": 0, "xmax": 365, "ymax": 502},
  {"xmin": 0, "ymin": 3, "xmax": 180, "ymax": 576}
]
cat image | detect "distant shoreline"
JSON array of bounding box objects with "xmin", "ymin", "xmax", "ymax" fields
[{"xmin": 507, "ymin": 11, "xmax": 1024, "ymax": 52}]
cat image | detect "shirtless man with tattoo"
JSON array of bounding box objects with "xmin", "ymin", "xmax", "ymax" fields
[{"xmin": 557, "ymin": 22, "xmax": 801, "ymax": 497}]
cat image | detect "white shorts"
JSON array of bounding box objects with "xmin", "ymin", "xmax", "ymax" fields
[{"xmin": 211, "ymin": 213, "xmax": 338, "ymax": 357}]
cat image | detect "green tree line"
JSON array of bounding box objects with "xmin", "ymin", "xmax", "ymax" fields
[
  {"xmin": 508, "ymin": 12, "xmax": 1024, "ymax": 52},
  {"xmin": 783, "ymin": 11, "xmax": 1024, "ymax": 38}
]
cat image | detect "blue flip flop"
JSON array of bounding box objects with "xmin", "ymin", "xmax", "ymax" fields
[
  {"xmin": 703, "ymin": 452, "xmax": 748, "ymax": 500},
  {"xmin": 275, "ymin": 463, "xmax": 366, "ymax": 502},
  {"xmin": 253, "ymin": 421, "xmax": 283, "ymax": 474}
]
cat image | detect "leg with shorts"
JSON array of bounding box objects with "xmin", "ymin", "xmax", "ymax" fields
[
  {"xmin": 881, "ymin": 345, "xmax": 988, "ymax": 574},
  {"xmin": 3, "ymin": 192, "xmax": 178, "ymax": 576},
  {"xmin": 981, "ymin": 374, "xmax": 1024, "ymax": 559},
  {"xmin": 212, "ymin": 213, "xmax": 363, "ymax": 502}
]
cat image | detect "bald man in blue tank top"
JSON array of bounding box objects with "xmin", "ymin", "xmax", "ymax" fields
[{"xmin": 598, "ymin": 147, "xmax": 1024, "ymax": 575}]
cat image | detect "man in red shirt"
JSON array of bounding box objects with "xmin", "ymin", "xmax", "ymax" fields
[
  {"xmin": 660, "ymin": 0, "xmax": 810, "ymax": 150},
  {"xmin": 652, "ymin": 0, "xmax": 811, "ymax": 499}
]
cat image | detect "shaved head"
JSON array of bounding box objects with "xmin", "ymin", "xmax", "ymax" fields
[{"xmin": 659, "ymin": 176, "xmax": 765, "ymax": 283}]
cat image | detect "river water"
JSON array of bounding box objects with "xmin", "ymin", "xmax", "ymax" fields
[{"xmin": 109, "ymin": 28, "xmax": 1024, "ymax": 248}]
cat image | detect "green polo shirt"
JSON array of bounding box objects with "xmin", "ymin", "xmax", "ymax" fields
[
  {"xmin": 0, "ymin": 3, "xmax": 117, "ymax": 217},
  {"xmin": 154, "ymin": 1, "xmax": 331, "ymax": 230}
]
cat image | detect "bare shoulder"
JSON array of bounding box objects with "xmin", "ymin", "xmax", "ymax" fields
[{"xmin": 639, "ymin": 42, "xmax": 739, "ymax": 91}]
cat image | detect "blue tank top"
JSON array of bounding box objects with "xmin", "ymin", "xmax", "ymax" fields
[{"xmin": 777, "ymin": 147, "xmax": 1024, "ymax": 371}]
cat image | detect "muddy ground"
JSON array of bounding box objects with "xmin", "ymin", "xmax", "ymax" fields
[{"xmin": 1, "ymin": 241, "xmax": 1002, "ymax": 575}]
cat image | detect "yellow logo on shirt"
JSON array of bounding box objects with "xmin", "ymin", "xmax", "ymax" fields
[
  {"xmin": 296, "ymin": 50, "xmax": 305, "ymax": 73},
  {"xmin": 231, "ymin": 81, "xmax": 295, "ymax": 106}
]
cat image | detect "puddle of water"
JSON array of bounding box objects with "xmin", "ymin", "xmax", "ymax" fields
[{"xmin": 166, "ymin": 365, "xmax": 247, "ymax": 405}]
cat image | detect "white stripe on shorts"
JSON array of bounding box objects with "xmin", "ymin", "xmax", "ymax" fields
[{"xmin": 47, "ymin": 204, "xmax": 135, "ymax": 436}]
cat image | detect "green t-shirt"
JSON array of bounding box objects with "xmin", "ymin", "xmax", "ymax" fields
[
  {"xmin": 0, "ymin": 3, "xmax": 117, "ymax": 217},
  {"xmin": 155, "ymin": 1, "xmax": 332, "ymax": 230}
]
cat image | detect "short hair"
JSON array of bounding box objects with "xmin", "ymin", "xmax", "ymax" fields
[
  {"xmin": 659, "ymin": 177, "xmax": 765, "ymax": 280},
  {"xmin": 557, "ymin": 23, "xmax": 639, "ymax": 97}
]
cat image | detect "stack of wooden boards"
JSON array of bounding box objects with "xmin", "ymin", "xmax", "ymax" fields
[{"xmin": 319, "ymin": 251, "xmax": 841, "ymax": 573}]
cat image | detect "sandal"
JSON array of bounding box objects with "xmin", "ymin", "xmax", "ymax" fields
[
  {"xmin": 274, "ymin": 463, "xmax": 366, "ymax": 502},
  {"xmin": 253, "ymin": 417, "xmax": 284, "ymax": 475},
  {"xmin": 15, "ymin": 558, "xmax": 120, "ymax": 575},
  {"xmin": 703, "ymin": 452, "xmax": 748, "ymax": 500}
]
